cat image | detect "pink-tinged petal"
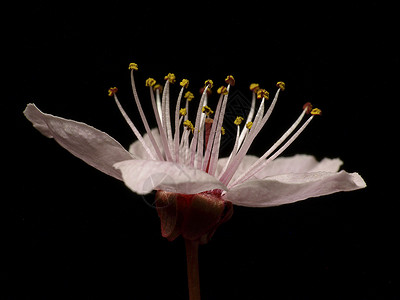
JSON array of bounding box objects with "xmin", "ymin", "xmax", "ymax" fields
[
  {"xmin": 253, "ymin": 154, "xmax": 338, "ymax": 178},
  {"xmin": 24, "ymin": 103, "xmax": 133, "ymax": 180},
  {"xmin": 216, "ymin": 155, "xmax": 258, "ymax": 182},
  {"xmin": 225, "ymin": 171, "xmax": 366, "ymax": 207},
  {"xmin": 114, "ymin": 159, "xmax": 227, "ymax": 195},
  {"xmin": 217, "ymin": 155, "xmax": 343, "ymax": 182},
  {"xmin": 129, "ymin": 128, "xmax": 164, "ymax": 160}
]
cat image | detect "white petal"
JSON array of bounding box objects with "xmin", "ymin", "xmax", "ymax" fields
[
  {"xmin": 114, "ymin": 159, "xmax": 227, "ymax": 195},
  {"xmin": 128, "ymin": 128, "xmax": 164, "ymax": 160},
  {"xmin": 225, "ymin": 171, "xmax": 366, "ymax": 207},
  {"xmin": 252, "ymin": 154, "xmax": 344, "ymax": 178},
  {"xmin": 24, "ymin": 103, "xmax": 133, "ymax": 180},
  {"xmin": 217, "ymin": 154, "xmax": 343, "ymax": 182},
  {"xmin": 216, "ymin": 155, "xmax": 259, "ymax": 181}
]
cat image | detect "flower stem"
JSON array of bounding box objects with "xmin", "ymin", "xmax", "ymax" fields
[{"xmin": 185, "ymin": 239, "xmax": 201, "ymax": 300}]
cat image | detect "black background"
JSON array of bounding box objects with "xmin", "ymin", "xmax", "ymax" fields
[{"xmin": 8, "ymin": 1, "xmax": 399, "ymax": 299}]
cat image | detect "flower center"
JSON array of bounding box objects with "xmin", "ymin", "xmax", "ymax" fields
[{"xmin": 108, "ymin": 63, "xmax": 321, "ymax": 187}]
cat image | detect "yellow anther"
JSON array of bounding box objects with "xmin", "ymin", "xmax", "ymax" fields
[
  {"xmin": 225, "ymin": 75, "xmax": 235, "ymax": 86},
  {"xmin": 234, "ymin": 116, "xmax": 244, "ymax": 125},
  {"xmin": 184, "ymin": 91, "xmax": 194, "ymax": 101},
  {"xmin": 153, "ymin": 84, "xmax": 163, "ymax": 93},
  {"xmin": 204, "ymin": 79, "xmax": 214, "ymax": 89},
  {"xmin": 311, "ymin": 108, "xmax": 322, "ymax": 116},
  {"xmin": 164, "ymin": 73, "xmax": 176, "ymax": 84},
  {"xmin": 202, "ymin": 105, "xmax": 214, "ymax": 116},
  {"xmin": 145, "ymin": 78, "xmax": 156, "ymax": 87},
  {"xmin": 221, "ymin": 127, "xmax": 226, "ymax": 135},
  {"xmin": 179, "ymin": 108, "xmax": 187, "ymax": 116},
  {"xmin": 128, "ymin": 63, "xmax": 138, "ymax": 71},
  {"xmin": 108, "ymin": 87, "xmax": 118, "ymax": 96},
  {"xmin": 257, "ymin": 89, "xmax": 269, "ymax": 100},
  {"xmin": 276, "ymin": 81, "xmax": 285, "ymax": 91},
  {"xmin": 249, "ymin": 83, "xmax": 260, "ymax": 93},
  {"xmin": 246, "ymin": 122, "xmax": 253, "ymax": 129},
  {"xmin": 180, "ymin": 79, "xmax": 189, "ymax": 88},
  {"xmin": 217, "ymin": 86, "xmax": 228, "ymax": 95},
  {"xmin": 183, "ymin": 120, "xmax": 194, "ymax": 132}
]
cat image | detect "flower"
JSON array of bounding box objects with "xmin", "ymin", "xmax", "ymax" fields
[
  {"xmin": 24, "ymin": 63, "xmax": 366, "ymax": 208},
  {"xmin": 24, "ymin": 62, "xmax": 366, "ymax": 299}
]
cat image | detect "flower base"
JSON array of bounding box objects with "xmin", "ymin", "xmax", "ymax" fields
[
  {"xmin": 155, "ymin": 190, "xmax": 233, "ymax": 244},
  {"xmin": 155, "ymin": 190, "xmax": 233, "ymax": 299}
]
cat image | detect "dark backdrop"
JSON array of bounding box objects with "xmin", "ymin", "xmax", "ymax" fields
[{"xmin": 9, "ymin": 1, "xmax": 398, "ymax": 299}]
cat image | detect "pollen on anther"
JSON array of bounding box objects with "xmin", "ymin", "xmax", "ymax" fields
[
  {"xmin": 164, "ymin": 73, "xmax": 176, "ymax": 84},
  {"xmin": 221, "ymin": 127, "xmax": 226, "ymax": 135},
  {"xmin": 204, "ymin": 79, "xmax": 214, "ymax": 89},
  {"xmin": 246, "ymin": 121, "xmax": 253, "ymax": 129},
  {"xmin": 311, "ymin": 108, "xmax": 322, "ymax": 116},
  {"xmin": 128, "ymin": 63, "xmax": 138, "ymax": 71},
  {"xmin": 202, "ymin": 105, "xmax": 214, "ymax": 116},
  {"xmin": 234, "ymin": 116, "xmax": 244, "ymax": 125},
  {"xmin": 225, "ymin": 75, "xmax": 235, "ymax": 86},
  {"xmin": 184, "ymin": 91, "xmax": 194, "ymax": 101},
  {"xmin": 183, "ymin": 119, "xmax": 194, "ymax": 132},
  {"xmin": 180, "ymin": 79, "xmax": 189, "ymax": 88},
  {"xmin": 145, "ymin": 78, "xmax": 156, "ymax": 87},
  {"xmin": 154, "ymin": 84, "xmax": 163, "ymax": 92},
  {"xmin": 250, "ymin": 83, "xmax": 260, "ymax": 93},
  {"xmin": 276, "ymin": 81, "xmax": 285, "ymax": 91},
  {"xmin": 257, "ymin": 89, "xmax": 269, "ymax": 100},
  {"xmin": 217, "ymin": 86, "xmax": 228, "ymax": 95},
  {"xmin": 108, "ymin": 87, "xmax": 118, "ymax": 96},
  {"xmin": 179, "ymin": 108, "xmax": 187, "ymax": 116}
]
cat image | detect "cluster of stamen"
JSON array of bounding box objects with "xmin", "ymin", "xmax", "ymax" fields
[{"xmin": 108, "ymin": 63, "xmax": 321, "ymax": 188}]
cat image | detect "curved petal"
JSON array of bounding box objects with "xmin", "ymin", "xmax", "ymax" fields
[
  {"xmin": 129, "ymin": 128, "xmax": 164, "ymax": 160},
  {"xmin": 253, "ymin": 154, "xmax": 343, "ymax": 178},
  {"xmin": 225, "ymin": 170, "xmax": 366, "ymax": 207},
  {"xmin": 216, "ymin": 154, "xmax": 343, "ymax": 181},
  {"xmin": 24, "ymin": 103, "xmax": 133, "ymax": 180},
  {"xmin": 114, "ymin": 159, "xmax": 227, "ymax": 195}
]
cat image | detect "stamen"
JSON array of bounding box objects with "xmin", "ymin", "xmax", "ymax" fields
[
  {"xmin": 233, "ymin": 114, "xmax": 316, "ymax": 187},
  {"xmin": 202, "ymin": 105, "xmax": 214, "ymax": 116},
  {"xmin": 311, "ymin": 108, "xmax": 322, "ymax": 115},
  {"xmin": 184, "ymin": 91, "xmax": 194, "ymax": 121},
  {"xmin": 249, "ymin": 83, "xmax": 260, "ymax": 93},
  {"xmin": 130, "ymin": 64, "xmax": 164, "ymax": 160},
  {"xmin": 128, "ymin": 63, "xmax": 138, "ymax": 71},
  {"xmin": 154, "ymin": 86, "xmax": 163, "ymax": 124},
  {"xmin": 189, "ymin": 84, "xmax": 210, "ymax": 166},
  {"xmin": 228, "ymin": 107, "xmax": 308, "ymax": 187},
  {"xmin": 237, "ymin": 90, "xmax": 256, "ymax": 147},
  {"xmin": 202, "ymin": 87, "xmax": 226, "ymax": 172},
  {"xmin": 257, "ymin": 89, "xmax": 269, "ymax": 100},
  {"xmin": 109, "ymin": 88, "xmax": 156, "ymax": 160},
  {"xmin": 183, "ymin": 120, "xmax": 194, "ymax": 132},
  {"xmin": 180, "ymin": 108, "xmax": 187, "ymax": 116},
  {"xmin": 234, "ymin": 116, "xmax": 244, "ymax": 125},
  {"xmin": 173, "ymin": 79, "xmax": 189, "ymax": 162},
  {"xmin": 219, "ymin": 116, "xmax": 244, "ymax": 176},
  {"xmin": 207, "ymin": 84, "xmax": 232, "ymax": 175},
  {"xmin": 225, "ymin": 75, "xmax": 235, "ymax": 86},
  {"xmin": 148, "ymin": 84, "xmax": 173, "ymax": 161},
  {"xmin": 276, "ymin": 81, "xmax": 285, "ymax": 91},
  {"xmin": 161, "ymin": 76, "xmax": 174, "ymax": 154},
  {"xmin": 219, "ymin": 85, "xmax": 282, "ymax": 184}
]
